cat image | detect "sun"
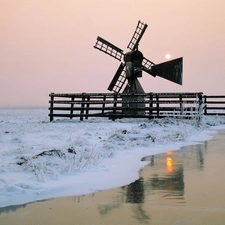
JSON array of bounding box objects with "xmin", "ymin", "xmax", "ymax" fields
[{"xmin": 165, "ymin": 53, "xmax": 171, "ymax": 59}]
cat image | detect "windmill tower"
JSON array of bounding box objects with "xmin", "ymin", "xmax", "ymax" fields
[{"xmin": 94, "ymin": 21, "xmax": 183, "ymax": 115}]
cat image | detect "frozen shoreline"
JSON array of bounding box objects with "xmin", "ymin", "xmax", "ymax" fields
[
  {"xmin": 2, "ymin": 130, "xmax": 225, "ymax": 224},
  {"xmin": 1, "ymin": 108, "xmax": 225, "ymax": 208}
]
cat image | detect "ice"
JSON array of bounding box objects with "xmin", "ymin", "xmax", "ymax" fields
[{"xmin": 0, "ymin": 108, "xmax": 225, "ymax": 208}]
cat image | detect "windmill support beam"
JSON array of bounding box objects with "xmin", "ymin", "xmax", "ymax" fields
[{"xmin": 122, "ymin": 79, "xmax": 145, "ymax": 115}]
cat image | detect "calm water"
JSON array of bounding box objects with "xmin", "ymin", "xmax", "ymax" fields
[{"xmin": 1, "ymin": 130, "xmax": 225, "ymax": 224}]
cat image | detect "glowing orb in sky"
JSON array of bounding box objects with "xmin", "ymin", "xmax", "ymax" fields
[{"xmin": 165, "ymin": 54, "xmax": 171, "ymax": 59}]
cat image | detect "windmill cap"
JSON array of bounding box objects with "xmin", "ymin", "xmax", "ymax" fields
[{"xmin": 124, "ymin": 50, "xmax": 143, "ymax": 62}]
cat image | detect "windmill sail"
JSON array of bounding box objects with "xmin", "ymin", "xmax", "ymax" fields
[
  {"xmin": 108, "ymin": 63, "xmax": 127, "ymax": 92},
  {"xmin": 94, "ymin": 36, "xmax": 124, "ymax": 61},
  {"xmin": 127, "ymin": 21, "xmax": 148, "ymax": 51},
  {"xmin": 142, "ymin": 57, "xmax": 155, "ymax": 72},
  {"xmin": 144, "ymin": 57, "xmax": 183, "ymax": 85}
]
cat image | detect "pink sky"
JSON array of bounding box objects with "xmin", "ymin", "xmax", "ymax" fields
[{"xmin": 1, "ymin": 0, "xmax": 225, "ymax": 107}]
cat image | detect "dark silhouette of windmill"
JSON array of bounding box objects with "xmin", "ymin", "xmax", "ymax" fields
[{"xmin": 94, "ymin": 20, "xmax": 183, "ymax": 95}]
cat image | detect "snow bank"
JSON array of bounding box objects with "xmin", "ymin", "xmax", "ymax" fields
[{"xmin": 1, "ymin": 108, "xmax": 225, "ymax": 208}]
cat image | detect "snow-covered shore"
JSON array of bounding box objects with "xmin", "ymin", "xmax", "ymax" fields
[{"xmin": 1, "ymin": 108, "xmax": 225, "ymax": 208}]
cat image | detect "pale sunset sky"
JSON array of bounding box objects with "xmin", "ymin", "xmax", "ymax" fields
[{"xmin": 1, "ymin": 0, "xmax": 225, "ymax": 107}]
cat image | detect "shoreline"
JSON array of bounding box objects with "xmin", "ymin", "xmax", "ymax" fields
[
  {"xmin": 0, "ymin": 124, "xmax": 222, "ymax": 208},
  {"xmin": 1, "ymin": 130, "xmax": 225, "ymax": 224}
]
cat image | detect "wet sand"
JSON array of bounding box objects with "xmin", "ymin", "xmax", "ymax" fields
[{"xmin": 1, "ymin": 130, "xmax": 225, "ymax": 225}]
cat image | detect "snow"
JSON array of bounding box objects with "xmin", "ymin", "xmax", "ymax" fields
[{"xmin": 1, "ymin": 108, "xmax": 225, "ymax": 208}]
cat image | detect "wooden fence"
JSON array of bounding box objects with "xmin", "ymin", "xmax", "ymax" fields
[
  {"xmin": 203, "ymin": 95, "xmax": 225, "ymax": 115},
  {"xmin": 49, "ymin": 92, "xmax": 209, "ymax": 121}
]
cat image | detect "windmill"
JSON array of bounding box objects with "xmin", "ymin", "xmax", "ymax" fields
[{"xmin": 94, "ymin": 20, "xmax": 183, "ymax": 115}]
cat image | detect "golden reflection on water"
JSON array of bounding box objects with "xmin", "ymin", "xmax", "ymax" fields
[
  {"xmin": 166, "ymin": 151, "xmax": 174, "ymax": 173},
  {"xmin": 166, "ymin": 156, "xmax": 173, "ymax": 173}
]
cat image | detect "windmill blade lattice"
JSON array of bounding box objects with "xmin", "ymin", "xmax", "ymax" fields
[
  {"xmin": 127, "ymin": 21, "xmax": 148, "ymax": 51},
  {"xmin": 142, "ymin": 57, "xmax": 155, "ymax": 73},
  {"xmin": 108, "ymin": 63, "xmax": 126, "ymax": 92},
  {"xmin": 94, "ymin": 37, "xmax": 127, "ymax": 92},
  {"xmin": 94, "ymin": 36, "xmax": 124, "ymax": 61}
]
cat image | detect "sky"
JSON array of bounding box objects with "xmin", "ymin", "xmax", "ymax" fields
[{"xmin": 1, "ymin": 0, "xmax": 225, "ymax": 107}]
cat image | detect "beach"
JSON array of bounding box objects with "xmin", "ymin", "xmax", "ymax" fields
[{"xmin": 1, "ymin": 130, "xmax": 225, "ymax": 224}]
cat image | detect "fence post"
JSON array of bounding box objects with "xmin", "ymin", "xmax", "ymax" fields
[
  {"xmin": 70, "ymin": 97, "xmax": 74, "ymax": 119},
  {"xmin": 198, "ymin": 92, "xmax": 203, "ymax": 114},
  {"xmin": 85, "ymin": 95, "xmax": 90, "ymax": 119},
  {"xmin": 156, "ymin": 94, "xmax": 159, "ymax": 116},
  {"xmin": 196, "ymin": 92, "xmax": 203, "ymax": 122},
  {"xmin": 49, "ymin": 93, "xmax": 54, "ymax": 122},
  {"xmin": 80, "ymin": 93, "xmax": 86, "ymax": 121},
  {"xmin": 179, "ymin": 94, "xmax": 183, "ymax": 115},
  {"xmin": 102, "ymin": 95, "xmax": 106, "ymax": 114},
  {"xmin": 149, "ymin": 92, "xmax": 153, "ymax": 116},
  {"xmin": 112, "ymin": 94, "xmax": 118, "ymax": 121},
  {"xmin": 204, "ymin": 95, "xmax": 207, "ymax": 115}
]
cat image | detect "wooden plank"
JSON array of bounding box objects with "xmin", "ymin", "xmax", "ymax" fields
[
  {"xmin": 205, "ymin": 113, "xmax": 225, "ymax": 116},
  {"xmin": 204, "ymin": 95, "xmax": 225, "ymax": 98},
  {"xmin": 204, "ymin": 101, "xmax": 225, "ymax": 104}
]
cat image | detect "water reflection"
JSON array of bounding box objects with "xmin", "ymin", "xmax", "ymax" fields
[
  {"xmin": 150, "ymin": 164, "xmax": 184, "ymax": 198},
  {"xmin": 166, "ymin": 156, "xmax": 173, "ymax": 173},
  {"xmin": 0, "ymin": 199, "xmax": 49, "ymax": 214},
  {"xmin": 196, "ymin": 143, "xmax": 205, "ymax": 170},
  {"xmin": 131, "ymin": 204, "xmax": 150, "ymax": 224},
  {"xmin": 124, "ymin": 178, "xmax": 144, "ymax": 203},
  {"xmin": 0, "ymin": 204, "xmax": 27, "ymax": 214},
  {"xmin": 98, "ymin": 203, "xmax": 121, "ymax": 215},
  {"xmin": 179, "ymin": 142, "xmax": 207, "ymax": 171},
  {"xmin": 96, "ymin": 143, "xmax": 208, "ymax": 215},
  {"xmin": 121, "ymin": 178, "xmax": 150, "ymax": 223}
]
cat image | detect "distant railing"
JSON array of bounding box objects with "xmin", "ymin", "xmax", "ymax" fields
[
  {"xmin": 49, "ymin": 92, "xmax": 206, "ymax": 121},
  {"xmin": 203, "ymin": 95, "xmax": 225, "ymax": 115}
]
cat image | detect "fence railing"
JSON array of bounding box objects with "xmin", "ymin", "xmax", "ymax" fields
[
  {"xmin": 49, "ymin": 92, "xmax": 207, "ymax": 121},
  {"xmin": 203, "ymin": 95, "xmax": 225, "ymax": 115}
]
